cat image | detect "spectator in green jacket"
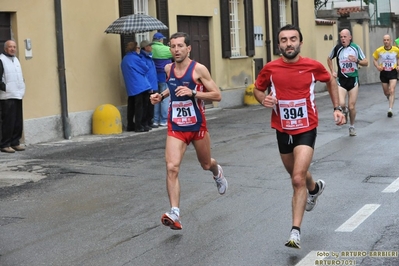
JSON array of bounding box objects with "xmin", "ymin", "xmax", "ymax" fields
[{"xmin": 151, "ymin": 32, "xmax": 172, "ymax": 127}]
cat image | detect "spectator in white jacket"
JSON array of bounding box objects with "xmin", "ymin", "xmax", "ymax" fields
[{"xmin": 0, "ymin": 40, "xmax": 26, "ymax": 153}]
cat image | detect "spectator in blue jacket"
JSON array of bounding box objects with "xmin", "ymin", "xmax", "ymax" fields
[
  {"xmin": 121, "ymin": 41, "xmax": 151, "ymax": 132},
  {"xmin": 151, "ymin": 32, "xmax": 172, "ymax": 127},
  {"xmin": 140, "ymin": 40, "xmax": 158, "ymax": 129}
]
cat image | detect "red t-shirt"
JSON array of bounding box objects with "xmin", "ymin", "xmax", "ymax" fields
[{"xmin": 255, "ymin": 57, "xmax": 331, "ymax": 135}]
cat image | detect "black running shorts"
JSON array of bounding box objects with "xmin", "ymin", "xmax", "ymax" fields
[
  {"xmin": 380, "ymin": 70, "xmax": 398, "ymax": 84},
  {"xmin": 337, "ymin": 76, "xmax": 358, "ymax": 91},
  {"xmin": 276, "ymin": 128, "xmax": 317, "ymax": 154}
]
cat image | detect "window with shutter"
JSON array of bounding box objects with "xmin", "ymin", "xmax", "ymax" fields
[
  {"xmin": 291, "ymin": 0, "xmax": 299, "ymax": 27},
  {"xmin": 279, "ymin": 0, "xmax": 287, "ymax": 27},
  {"xmin": 230, "ymin": 0, "xmax": 241, "ymax": 57},
  {"xmin": 271, "ymin": 0, "xmax": 281, "ymax": 55},
  {"xmin": 119, "ymin": 0, "xmax": 135, "ymax": 57},
  {"xmin": 118, "ymin": 0, "xmax": 152, "ymax": 56},
  {"xmin": 134, "ymin": 0, "xmax": 149, "ymax": 44},
  {"xmin": 220, "ymin": 0, "xmax": 248, "ymax": 58},
  {"xmin": 155, "ymin": 0, "xmax": 170, "ymax": 43},
  {"xmin": 220, "ymin": 0, "xmax": 231, "ymax": 58}
]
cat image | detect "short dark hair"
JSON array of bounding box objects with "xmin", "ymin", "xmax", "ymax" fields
[
  {"xmin": 170, "ymin": 32, "xmax": 190, "ymax": 46},
  {"xmin": 125, "ymin": 41, "xmax": 138, "ymax": 53},
  {"xmin": 277, "ymin": 24, "xmax": 303, "ymax": 44}
]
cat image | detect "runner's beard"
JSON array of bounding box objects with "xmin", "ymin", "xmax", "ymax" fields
[{"xmin": 280, "ymin": 46, "xmax": 300, "ymax": 60}]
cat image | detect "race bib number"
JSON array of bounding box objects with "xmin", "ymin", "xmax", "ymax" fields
[
  {"xmin": 340, "ymin": 59, "xmax": 355, "ymax": 74},
  {"xmin": 383, "ymin": 60, "xmax": 395, "ymax": 71},
  {"xmin": 171, "ymin": 100, "xmax": 197, "ymax": 126},
  {"xmin": 279, "ymin": 98, "xmax": 309, "ymax": 130}
]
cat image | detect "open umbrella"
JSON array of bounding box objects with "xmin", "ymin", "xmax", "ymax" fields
[{"xmin": 105, "ymin": 14, "xmax": 168, "ymax": 34}]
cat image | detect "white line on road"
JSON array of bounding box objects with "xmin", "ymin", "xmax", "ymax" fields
[
  {"xmin": 335, "ymin": 204, "xmax": 380, "ymax": 232},
  {"xmin": 296, "ymin": 251, "xmax": 327, "ymax": 266},
  {"xmin": 382, "ymin": 177, "xmax": 399, "ymax": 193}
]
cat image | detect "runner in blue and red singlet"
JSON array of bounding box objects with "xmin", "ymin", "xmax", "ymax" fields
[{"xmin": 150, "ymin": 32, "xmax": 228, "ymax": 231}]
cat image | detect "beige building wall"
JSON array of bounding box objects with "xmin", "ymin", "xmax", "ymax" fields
[
  {"xmin": 62, "ymin": 0, "xmax": 122, "ymax": 112},
  {"xmin": 2, "ymin": 0, "xmax": 123, "ymax": 144},
  {"xmin": 297, "ymin": 0, "xmax": 338, "ymax": 68},
  {"xmin": 298, "ymin": 1, "xmax": 316, "ymax": 60},
  {"xmin": 313, "ymin": 24, "xmax": 338, "ymax": 70},
  {"xmin": 350, "ymin": 17, "xmax": 371, "ymax": 84},
  {"xmin": 167, "ymin": 0, "xmax": 254, "ymax": 107},
  {"xmin": 264, "ymin": 0, "xmax": 318, "ymax": 62},
  {"xmin": 253, "ymin": 1, "xmax": 267, "ymax": 63},
  {"xmin": 2, "ymin": 0, "xmax": 61, "ymax": 119},
  {"xmin": 296, "ymin": 1, "xmax": 338, "ymax": 92},
  {"xmin": 3, "ymin": 0, "xmax": 123, "ymax": 116},
  {"xmin": 2, "ymin": 0, "xmax": 333, "ymax": 145}
]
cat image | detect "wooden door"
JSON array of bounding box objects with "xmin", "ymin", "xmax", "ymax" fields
[
  {"xmin": 177, "ymin": 16, "xmax": 211, "ymax": 73},
  {"xmin": 0, "ymin": 13, "xmax": 11, "ymax": 50}
]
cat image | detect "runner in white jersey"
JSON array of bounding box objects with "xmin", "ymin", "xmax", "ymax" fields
[{"xmin": 327, "ymin": 29, "xmax": 368, "ymax": 136}]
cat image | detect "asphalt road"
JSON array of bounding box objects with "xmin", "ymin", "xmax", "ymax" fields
[{"xmin": 0, "ymin": 83, "xmax": 398, "ymax": 266}]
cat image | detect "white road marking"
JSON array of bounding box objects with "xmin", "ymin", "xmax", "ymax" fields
[
  {"xmin": 382, "ymin": 177, "xmax": 399, "ymax": 193},
  {"xmin": 296, "ymin": 251, "xmax": 327, "ymax": 266},
  {"xmin": 298, "ymin": 179, "xmax": 394, "ymax": 265},
  {"xmin": 335, "ymin": 204, "xmax": 380, "ymax": 232}
]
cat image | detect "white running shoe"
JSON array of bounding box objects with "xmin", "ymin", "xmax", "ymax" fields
[
  {"xmin": 214, "ymin": 165, "xmax": 228, "ymax": 195},
  {"xmin": 285, "ymin": 229, "xmax": 301, "ymax": 249},
  {"xmin": 349, "ymin": 126, "xmax": 356, "ymax": 136},
  {"xmin": 306, "ymin": 179, "xmax": 325, "ymax": 212}
]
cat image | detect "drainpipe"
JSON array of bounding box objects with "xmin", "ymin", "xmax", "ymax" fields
[
  {"xmin": 264, "ymin": 0, "xmax": 271, "ymax": 63},
  {"xmin": 54, "ymin": 0, "xmax": 71, "ymax": 139},
  {"xmin": 264, "ymin": 0, "xmax": 271, "ymax": 94}
]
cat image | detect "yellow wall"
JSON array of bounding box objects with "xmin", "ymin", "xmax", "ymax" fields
[
  {"xmin": 263, "ymin": 0, "xmax": 337, "ymax": 70},
  {"xmin": 352, "ymin": 22, "xmax": 369, "ymax": 57},
  {"xmin": 1, "ymin": 0, "xmax": 344, "ymax": 143},
  {"xmin": 59, "ymin": 0, "xmax": 122, "ymax": 112},
  {"xmin": 167, "ymin": 0, "xmax": 255, "ymax": 90},
  {"xmin": 3, "ymin": 0, "xmax": 60, "ymax": 119},
  {"xmin": 167, "ymin": 0, "xmax": 223, "ymax": 87},
  {"xmin": 3, "ymin": 0, "xmax": 329, "ymax": 114},
  {"xmin": 253, "ymin": 0, "xmax": 267, "ymax": 63},
  {"xmin": 298, "ymin": 1, "xmax": 315, "ymax": 59},
  {"xmin": 2, "ymin": 0, "xmax": 122, "ymax": 120},
  {"xmin": 314, "ymin": 24, "xmax": 338, "ymax": 70}
]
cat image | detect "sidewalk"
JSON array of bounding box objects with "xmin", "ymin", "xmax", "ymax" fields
[
  {"xmin": 0, "ymin": 128, "xmax": 169, "ymax": 189},
  {"xmin": 0, "ymin": 108, "xmax": 228, "ymax": 189}
]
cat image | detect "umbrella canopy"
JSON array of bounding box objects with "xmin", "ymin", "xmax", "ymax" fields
[{"xmin": 105, "ymin": 14, "xmax": 168, "ymax": 34}]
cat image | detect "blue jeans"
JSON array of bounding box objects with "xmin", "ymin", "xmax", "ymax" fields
[{"xmin": 153, "ymin": 82, "xmax": 169, "ymax": 125}]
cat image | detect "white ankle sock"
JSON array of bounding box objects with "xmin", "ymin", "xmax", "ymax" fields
[{"xmin": 171, "ymin": 207, "xmax": 180, "ymax": 217}]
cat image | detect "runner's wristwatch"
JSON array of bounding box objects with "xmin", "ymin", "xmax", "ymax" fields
[
  {"xmin": 192, "ymin": 90, "xmax": 197, "ymax": 97},
  {"xmin": 333, "ymin": 106, "xmax": 343, "ymax": 112}
]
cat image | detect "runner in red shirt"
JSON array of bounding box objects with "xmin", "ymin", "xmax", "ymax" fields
[{"xmin": 254, "ymin": 24, "xmax": 346, "ymax": 249}]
